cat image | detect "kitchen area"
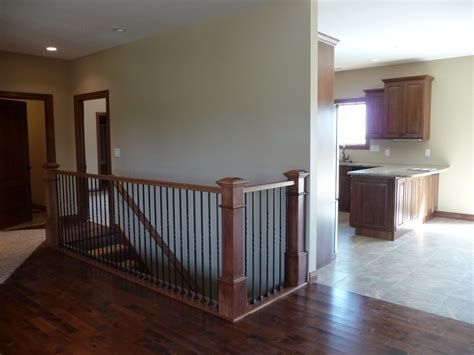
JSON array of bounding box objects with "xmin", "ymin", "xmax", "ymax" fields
[{"xmin": 315, "ymin": 65, "xmax": 474, "ymax": 324}]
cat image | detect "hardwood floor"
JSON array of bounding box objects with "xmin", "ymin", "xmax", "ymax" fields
[{"xmin": 1, "ymin": 246, "xmax": 473, "ymax": 354}]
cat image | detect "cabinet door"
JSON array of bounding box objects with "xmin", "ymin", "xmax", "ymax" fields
[
  {"xmin": 366, "ymin": 90, "xmax": 384, "ymax": 139},
  {"xmin": 403, "ymin": 80, "xmax": 425, "ymax": 138},
  {"xmin": 384, "ymin": 82, "xmax": 403, "ymax": 138}
]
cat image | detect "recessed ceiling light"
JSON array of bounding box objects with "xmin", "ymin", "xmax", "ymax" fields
[
  {"xmin": 46, "ymin": 46, "xmax": 57, "ymax": 52},
  {"xmin": 369, "ymin": 58, "xmax": 379, "ymax": 62},
  {"xmin": 113, "ymin": 28, "xmax": 127, "ymax": 32}
]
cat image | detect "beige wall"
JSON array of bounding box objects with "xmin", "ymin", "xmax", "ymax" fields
[
  {"xmin": 0, "ymin": 51, "xmax": 75, "ymax": 170},
  {"xmin": 69, "ymin": 0, "xmax": 313, "ymax": 185},
  {"xmin": 335, "ymin": 56, "xmax": 474, "ymax": 214},
  {"xmin": 84, "ymin": 98, "xmax": 106, "ymax": 174}
]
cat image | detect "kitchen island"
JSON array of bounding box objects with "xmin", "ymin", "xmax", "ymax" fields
[{"xmin": 347, "ymin": 165, "xmax": 448, "ymax": 240}]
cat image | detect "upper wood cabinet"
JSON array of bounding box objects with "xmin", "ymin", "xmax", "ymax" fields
[
  {"xmin": 364, "ymin": 89, "xmax": 385, "ymax": 139},
  {"xmin": 382, "ymin": 75, "xmax": 433, "ymax": 139}
]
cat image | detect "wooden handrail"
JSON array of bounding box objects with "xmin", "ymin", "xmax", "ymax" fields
[
  {"xmin": 113, "ymin": 181, "xmax": 194, "ymax": 291},
  {"xmin": 243, "ymin": 180, "xmax": 294, "ymax": 193},
  {"xmin": 56, "ymin": 170, "xmax": 221, "ymax": 193}
]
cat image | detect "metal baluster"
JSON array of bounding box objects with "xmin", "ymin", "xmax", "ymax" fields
[
  {"xmin": 56, "ymin": 175, "xmax": 63, "ymax": 247},
  {"xmin": 172, "ymin": 188, "xmax": 178, "ymax": 292},
  {"xmin": 148, "ymin": 185, "xmax": 153, "ymax": 281},
  {"xmin": 153, "ymin": 186, "xmax": 159, "ymax": 284},
  {"xmin": 86, "ymin": 177, "xmax": 93, "ymax": 255},
  {"xmin": 272, "ymin": 188, "xmax": 276, "ymax": 293},
  {"xmin": 59, "ymin": 175, "xmax": 66, "ymax": 247},
  {"xmin": 186, "ymin": 190, "xmax": 191, "ymax": 296},
  {"xmin": 258, "ymin": 190, "xmax": 262, "ymax": 301},
  {"xmin": 131, "ymin": 183, "xmax": 138, "ymax": 276},
  {"xmin": 278, "ymin": 187, "xmax": 282, "ymax": 290},
  {"xmin": 160, "ymin": 186, "xmax": 165, "ymax": 285},
  {"xmin": 251, "ymin": 192, "xmax": 256, "ymax": 304},
  {"xmin": 208, "ymin": 193, "xmax": 213, "ymax": 305},
  {"xmin": 265, "ymin": 189, "xmax": 269, "ymax": 297},
  {"xmin": 65, "ymin": 175, "xmax": 72, "ymax": 249},
  {"xmin": 244, "ymin": 194, "xmax": 248, "ymax": 277},
  {"xmin": 193, "ymin": 191, "xmax": 199, "ymax": 300},
  {"xmin": 137, "ymin": 184, "xmax": 144, "ymax": 278},
  {"xmin": 93, "ymin": 178, "xmax": 102, "ymax": 262},
  {"xmin": 179, "ymin": 189, "xmax": 185, "ymax": 293},
  {"xmin": 166, "ymin": 187, "xmax": 171, "ymax": 288},
  {"xmin": 215, "ymin": 193, "xmax": 220, "ymax": 284},
  {"xmin": 200, "ymin": 191, "xmax": 205, "ymax": 302}
]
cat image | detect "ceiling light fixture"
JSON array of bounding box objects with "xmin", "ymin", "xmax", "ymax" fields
[
  {"xmin": 46, "ymin": 46, "xmax": 57, "ymax": 52},
  {"xmin": 113, "ymin": 28, "xmax": 127, "ymax": 32},
  {"xmin": 369, "ymin": 58, "xmax": 379, "ymax": 62}
]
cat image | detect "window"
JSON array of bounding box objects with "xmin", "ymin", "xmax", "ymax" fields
[{"xmin": 335, "ymin": 98, "xmax": 368, "ymax": 149}]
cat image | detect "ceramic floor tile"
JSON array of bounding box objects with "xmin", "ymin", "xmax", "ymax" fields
[
  {"xmin": 433, "ymin": 296, "xmax": 474, "ymax": 324},
  {"xmin": 395, "ymin": 272, "xmax": 459, "ymax": 296},
  {"xmin": 314, "ymin": 266, "xmax": 350, "ymax": 286},
  {"xmin": 380, "ymin": 283, "xmax": 447, "ymax": 313},
  {"xmin": 333, "ymin": 274, "xmax": 395, "ymax": 299}
]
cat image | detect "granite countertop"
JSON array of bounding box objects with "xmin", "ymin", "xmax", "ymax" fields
[
  {"xmin": 339, "ymin": 162, "xmax": 381, "ymax": 168},
  {"xmin": 345, "ymin": 163, "xmax": 449, "ymax": 178}
]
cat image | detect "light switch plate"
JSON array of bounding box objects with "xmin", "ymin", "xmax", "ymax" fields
[
  {"xmin": 385, "ymin": 149, "xmax": 390, "ymax": 156},
  {"xmin": 114, "ymin": 148, "xmax": 121, "ymax": 158},
  {"xmin": 370, "ymin": 144, "xmax": 380, "ymax": 152},
  {"xmin": 425, "ymin": 149, "xmax": 431, "ymax": 157}
]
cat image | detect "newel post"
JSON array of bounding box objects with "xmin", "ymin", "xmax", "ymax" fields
[
  {"xmin": 43, "ymin": 163, "xmax": 60, "ymax": 248},
  {"xmin": 284, "ymin": 170, "xmax": 310, "ymax": 286},
  {"xmin": 216, "ymin": 177, "xmax": 249, "ymax": 320}
]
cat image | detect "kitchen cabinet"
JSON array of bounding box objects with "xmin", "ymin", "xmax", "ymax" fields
[
  {"xmin": 350, "ymin": 173, "xmax": 439, "ymax": 240},
  {"xmin": 382, "ymin": 75, "xmax": 433, "ymax": 139},
  {"xmin": 364, "ymin": 89, "xmax": 385, "ymax": 139},
  {"xmin": 338, "ymin": 166, "xmax": 351, "ymax": 212}
]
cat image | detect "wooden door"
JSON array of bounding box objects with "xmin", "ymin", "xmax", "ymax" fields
[
  {"xmin": 384, "ymin": 82, "xmax": 403, "ymax": 138},
  {"xmin": 402, "ymin": 80, "xmax": 425, "ymax": 138},
  {"xmin": 365, "ymin": 89, "xmax": 384, "ymax": 139},
  {"xmin": 0, "ymin": 99, "xmax": 32, "ymax": 228}
]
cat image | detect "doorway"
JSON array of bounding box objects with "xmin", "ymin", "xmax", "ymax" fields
[
  {"xmin": 96, "ymin": 112, "xmax": 111, "ymax": 189},
  {"xmin": 0, "ymin": 91, "xmax": 56, "ymax": 230}
]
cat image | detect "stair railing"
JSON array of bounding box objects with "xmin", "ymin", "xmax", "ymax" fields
[{"xmin": 43, "ymin": 164, "xmax": 309, "ymax": 322}]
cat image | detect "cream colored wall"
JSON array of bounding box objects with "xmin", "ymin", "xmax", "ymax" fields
[
  {"xmin": 335, "ymin": 56, "xmax": 474, "ymax": 214},
  {"xmin": 0, "ymin": 51, "xmax": 75, "ymax": 170},
  {"xmin": 84, "ymin": 98, "xmax": 106, "ymax": 174},
  {"xmin": 69, "ymin": 0, "xmax": 313, "ymax": 185}
]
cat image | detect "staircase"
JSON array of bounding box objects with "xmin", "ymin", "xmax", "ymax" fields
[{"xmin": 63, "ymin": 224, "xmax": 147, "ymax": 274}]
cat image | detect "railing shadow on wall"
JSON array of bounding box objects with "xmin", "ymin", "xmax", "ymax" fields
[{"xmin": 43, "ymin": 163, "xmax": 309, "ymax": 322}]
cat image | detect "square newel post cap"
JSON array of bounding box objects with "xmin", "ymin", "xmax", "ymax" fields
[
  {"xmin": 216, "ymin": 177, "xmax": 249, "ymax": 188},
  {"xmin": 42, "ymin": 163, "xmax": 60, "ymax": 170},
  {"xmin": 284, "ymin": 170, "xmax": 310, "ymax": 180}
]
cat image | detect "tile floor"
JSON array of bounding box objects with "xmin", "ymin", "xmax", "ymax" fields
[{"xmin": 316, "ymin": 212, "xmax": 474, "ymax": 324}]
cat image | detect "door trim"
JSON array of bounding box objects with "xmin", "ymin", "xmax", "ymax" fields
[
  {"xmin": 0, "ymin": 91, "xmax": 56, "ymax": 164},
  {"xmin": 95, "ymin": 112, "xmax": 111, "ymax": 176},
  {"xmin": 73, "ymin": 90, "xmax": 110, "ymax": 173}
]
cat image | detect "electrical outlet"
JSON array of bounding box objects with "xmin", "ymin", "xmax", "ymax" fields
[
  {"xmin": 425, "ymin": 149, "xmax": 431, "ymax": 157},
  {"xmin": 114, "ymin": 148, "xmax": 121, "ymax": 158},
  {"xmin": 370, "ymin": 144, "xmax": 380, "ymax": 152},
  {"xmin": 385, "ymin": 149, "xmax": 390, "ymax": 156}
]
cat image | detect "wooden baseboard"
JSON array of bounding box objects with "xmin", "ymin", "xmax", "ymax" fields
[{"xmin": 434, "ymin": 211, "xmax": 474, "ymax": 221}]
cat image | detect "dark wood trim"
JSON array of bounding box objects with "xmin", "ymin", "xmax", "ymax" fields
[
  {"xmin": 216, "ymin": 177, "xmax": 249, "ymax": 320},
  {"xmin": 382, "ymin": 75, "xmax": 434, "ymax": 83},
  {"xmin": 284, "ymin": 170, "xmax": 309, "ymax": 287},
  {"xmin": 74, "ymin": 90, "xmax": 110, "ymax": 173},
  {"xmin": 317, "ymin": 32, "xmax": 339, "ymax": 46},
  {"xmin": 434, "ymin": 211, "xmax": 474, "ymax": 221},
  {"xmin": 95, "ymin": 112, "xmax": 111, "ymax": 176},
  {"xmin": 0, "ymin": 91, "xmax": 56, "ymax": 164},
  {"xmin": 57, "ymin": 169, "xmax": 221, "ymax": 193},
  {"xmin": 243, "ymin": 180, "xmax": 294, "ymax": 193},
  {"xmin": 32, "ymin": 203, "xmax": 46, "ymax": 211}
]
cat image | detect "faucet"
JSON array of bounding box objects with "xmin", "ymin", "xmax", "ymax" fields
[{"xmin": 341, "ymin": 146, "xmax": 350, "ymax": 163}]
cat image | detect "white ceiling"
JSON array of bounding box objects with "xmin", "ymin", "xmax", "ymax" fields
[
  {"xmin": 0, "ymin": 0, "xmax": 267, "ymax": 60},
  {"xmin": 319, "ymin": 0, "xmax": 474, "ymax": 71}
]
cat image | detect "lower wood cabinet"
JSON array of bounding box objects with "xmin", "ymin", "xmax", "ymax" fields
[{"xmin": 350, "ymin": 174, "xmax": 439, "ymax": 240}]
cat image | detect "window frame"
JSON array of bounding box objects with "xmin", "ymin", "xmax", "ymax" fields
[{"xmin": 334, "ymin": 97, "xmax": 370, "ymax": 150}]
